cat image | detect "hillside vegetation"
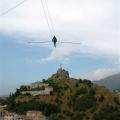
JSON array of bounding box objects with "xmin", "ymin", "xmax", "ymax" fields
[{"xmin": 6, "ymin": 69, "xmax": 120, "ymax": 120}]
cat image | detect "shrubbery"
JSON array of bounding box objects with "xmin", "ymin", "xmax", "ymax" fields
[
  {"xmin": 7, "ymin": 89, "xmax": 21, "ymax": 110},
  {"xmin": 0, "ymin": 98, "xmax": 6, "ymax": 105},
  {"xmin": 94, "ymin": 105, "xmax": 120, "ymax": 120},
  {"xmin": 49, "ymin": 114, "xmax": 64, "ymax": 120},
  {"xmin": 72, "ymin": 113, "xmax": 85, "ymax": 120},
  {"xmin": 75, "ymin": 88, "xmax": 88, "ymax": 96},
  {"xmin": 20, "ymin": 86, "xmax": 30, "ymax": 91},
  {"xmin": 73, "ymin": 94, "xmax": 97, "ymax": 111},
  {"xmin": 6, "ymin": 89, "xmax": 60, "ymax": 116},
  {"xmin": 89, "ymin": 88, "xmax": 96, "ymax": 95},
  {"xmin": 114, "ymin": 97, "xmax": 120, "ymax": 105},
  {"xmin": 63, "ymin": 110, "xmax": 73, "ymax": 117},
  {"xmin": 98, "ymin": 95, "xmax": 104, "ymax": 102},
  {"xmin": 9, "ymin": 100, "xmax": 60, "ymax": 116},
  {"xmin": 82, "ymin": 79, "xmax": 92, "ymax": 85}
]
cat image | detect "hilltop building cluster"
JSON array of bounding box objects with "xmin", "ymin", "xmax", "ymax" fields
[
  {"xmin": 20, "ymin": 81, "xmax": 53, "ymax": 96},
  {"xmin": 0, "ymin": 108, "xmax": 47, "ymax": 120}
]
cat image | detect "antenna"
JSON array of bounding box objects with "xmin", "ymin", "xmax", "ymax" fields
[{"xmin": 60, "ymin": 63, "xmax": 62, "ymax": 69}]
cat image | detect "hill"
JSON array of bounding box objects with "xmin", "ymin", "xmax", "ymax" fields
[
  {"xmin": 6, "ymin": 69, "xmax": 120, "ymax": 120},
  {"xmin": 94, "ymin": 73, "xmax": 120, "ymax": 90}
]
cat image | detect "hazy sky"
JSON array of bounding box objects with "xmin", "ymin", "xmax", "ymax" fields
[{"xmin": 0, "ymin": 0, "xmax": 120, "ymax": 95}]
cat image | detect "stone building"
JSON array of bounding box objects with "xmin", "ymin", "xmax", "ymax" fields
[
  {"xmin": 0, "ymin": 110, "xmax": 6, "ymax": 120},
  {"xmin": 16, "ymin": 115, "xmax": 32, "ymax": 120},
  {"xmin": 30, "ymin": 82, "xmax": 49, "ymax": 89},
  {"xmin": 0, "ymin": 105, "xmax": 7, "ymax": 111},
  {"xmin": 21, "ymin": 86, "xmax": 53, "ymax": 96},
  {"xmin": 0, "ymin": 110, "xmax": 47, "ymax": 120},
  {"xmin": 56, "ymin": 68, "xmax": 69, "ymax": 80},
  {"xmin": 26, "ymin": 111, "xmax": 47, "ymax": 120},
  {"xmin": 4, "ymin": 112, "xmax": 17, "ymax": 120}
]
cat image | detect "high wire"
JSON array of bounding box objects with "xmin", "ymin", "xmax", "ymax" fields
[
  {"xmin": 0, "ymin": 0, "xmax": 28, "ymax": 17},
  {"xmin": 44, "ymin": 0, "xmax": 55, "ymax": 34},
  {"xmin": 0, "ymin": 0, "xmax": 81, "ymax": 46},
  {"xmin": 40, "ymin": 0, "xmax": 55, "ymax": 37},
  {"xmin": 0, "ymin": 0, "xmax": 55, "ymax": 37}
]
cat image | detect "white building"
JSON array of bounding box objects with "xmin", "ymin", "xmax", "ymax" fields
[
  {"xmin": 0, "ymin": 110, "xmax": 6, "ymax": 120},
  {"xmin": 0, "ymin": 105, "xmax": 7, "ymax": 111},
  {"xmin": 4, "ymin": 112, "xmax": 17, "ymax": 120},
  {"xmin": 16, "ymin": 115, "xmax": 32, "ymax": 120},
  {"xmin": 26, "ymin": 111, "xmax": 47, "ymax": 120},
  {"xmin": 30, "ymin": 82, "xmax": 49, "ymax": 89},
  {"xmin": 21, "ymin": 86, "xmax": 53, "ymax": 96}
]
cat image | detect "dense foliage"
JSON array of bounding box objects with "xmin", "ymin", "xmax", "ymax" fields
[
  {"xmin": 0, "ymin": 98, "xmax": 6, "ymax": 105},
  {"xmin": 72, "ymin": 94, "xmax": 96, "ymax": 111},
  {"xmin": 49, "ymin": 114, "xmax": 64, "ymax": 120},
  {"xmin": 94, "ymin": 105, "xmax": 120, "ymax": 120},
  {"xmin": 14, "ymin": 100, "xmax": 60, "ymax": 116},
  {"xmin": 6, "ymin": 89, "xmax": 60, "ymax": 116}
]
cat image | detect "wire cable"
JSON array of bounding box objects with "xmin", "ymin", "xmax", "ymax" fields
[
  {"xmin": 28, "ymin": 41, "xmax": 81, "ymax": 45},
  {"xmin": 28, "ymin": 41, "xmax": 51, "ymax": 43},
  {"xmin": 44, "ymin": 0, "xmax": 55, "ymax": 34},
  {"xmin": 40, "ymin": 0, "xmax": 54, "ymax": 37},
  {"xmin": 0, "ymin": 0, "xmax": 28, "ymax": 17},
  {"xmin": 58, "ymin": 41, "xmax": 81, "ymax": 44}
]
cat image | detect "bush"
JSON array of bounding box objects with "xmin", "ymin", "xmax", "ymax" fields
[
  {"xmin": 63, "ymin": 110, "xmax": 73, "ymax": 117},
  {"xmin": 83, "ymin": 79, "xmax": 92, "ymax": 85},
  {"xmin": 0, "ymin": 98, "xmax": 6, "ymax": 105},
  {"xmin": 94, "ymin": 105, "xmax": 120, "ymax": 120},
  {"xmin": 6, "ymin": 89, "xmax": 22, "ymax": 111},
  {"xmin": 43, "ymin": 103, "xmax": 60, "ymax": 116},
  {"xmin": 89, "ymin": 88, "xmax": 96, "ymax": 95},
  {"xmin": 49, "ymin": 114, "xmax": 64, "ymax": 120},
  {"xmin": 20, "ymin": 86, "xmax": 29, "ymax": 91},
  {"xmin": 75, "ymin": 88, "xmax": 88, "ymax": 97},
  {"xmin": 73, "ymin": 113, "xmax": 85, "ymax": 120},
  {"xmin": 90, "ymin": 106, "xmax": 97, "ymax": 113},
  {"xmin": 7, "ymin": 98, "xmax": 60, "ymax": 116},
  {"xmin": 73, "ymin": 94, "xmax": 97, "ymax": 111},
  {"xmin": 55, "ymin": 98, "xmax": 62, "ymax": 105},
  {"xmin": 98, "ymin": 95, "xmax": 104, "ymax": 102},
  {"xmin": 78, "ymin": 79, "xmax": 83, "ymax": 83},
  {"xmin": 114, "ymin": 97, "xmax": 120, "ymax": 105},
  {"xmin": 75, "ymin": 83, "xmax": 79, "ymax": 87}
]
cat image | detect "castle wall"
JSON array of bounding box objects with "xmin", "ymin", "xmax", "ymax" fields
[{"xmin": 21, "ymin": 87, "xmax": 53, "ymax": 96}]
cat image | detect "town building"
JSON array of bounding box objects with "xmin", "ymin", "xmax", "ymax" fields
[
  {"xmin": 30, "ymin": 82, "xmax": 49, "ymax": 89},
  {"xmin": 16, "ymin": 115, "xmax": 32, "ymax": 120},
  {"xmin": 26, "ymin": 111, "xmax": 47, "ymax": 120},
  {"xmin": 4, "ymin": 112, "xmax": 17, "ymax": 120},
  {"xmin": 0, "ymin": 105, "xmax": 7, "ymax": 111},
  {"xmin": 0, "ymin": 110, "xmax": 6, "ymax": 120},
  {"xmin": 21, "ymin": 86, "xmax": 53, "ymax": 96},
  {"xmin": 0, "ymin": 110, "xmax": 47, "ymax": 120}
]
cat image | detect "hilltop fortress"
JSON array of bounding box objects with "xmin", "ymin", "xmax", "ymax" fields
[
  {"xmin": 20, "ymin": 82, "xmax": 53, "ymax": 96},
  {"xmin": 20, "ymin": 68, "xmax": 69, "ymax": 96}
]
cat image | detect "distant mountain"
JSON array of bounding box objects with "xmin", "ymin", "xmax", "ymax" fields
[{"xmin": 94, "ymin": 73, "xmax": 120, "ymax": 90}]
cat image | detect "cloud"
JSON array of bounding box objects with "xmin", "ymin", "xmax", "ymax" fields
[
  {"xmin": 0, "ymin": 0, "xmax": 120, "ymax": 63},
  {"xmin": 25, "ymin": 46, "xmax": 71, "ymax": 64},
  {"xmin": 115, "ymin": 57, "xmax": 120, "ymax": 65},
  {"xmin": 40, "ymin": 47, "xmax": 71, "ymax": 64}
]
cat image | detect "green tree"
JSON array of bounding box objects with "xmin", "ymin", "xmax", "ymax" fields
[
  {"xmin": 49, "ymin": 114, "xmax": 64, "ymax": 120},
  {"xmin": 94, "ymin": 105, "xmax": 120, "ymax": 120},
  {"xmin": 89, "ymin": 88, "xmax": 96, "ymax": 95},
  {"xmin": 73, "ymin": 94, "xmax": 96, "ymax": 111}
]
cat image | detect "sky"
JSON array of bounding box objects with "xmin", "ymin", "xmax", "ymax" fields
[{"xmin": 0, "ymin": 0, "xmax": 120, "ymax": 95}]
